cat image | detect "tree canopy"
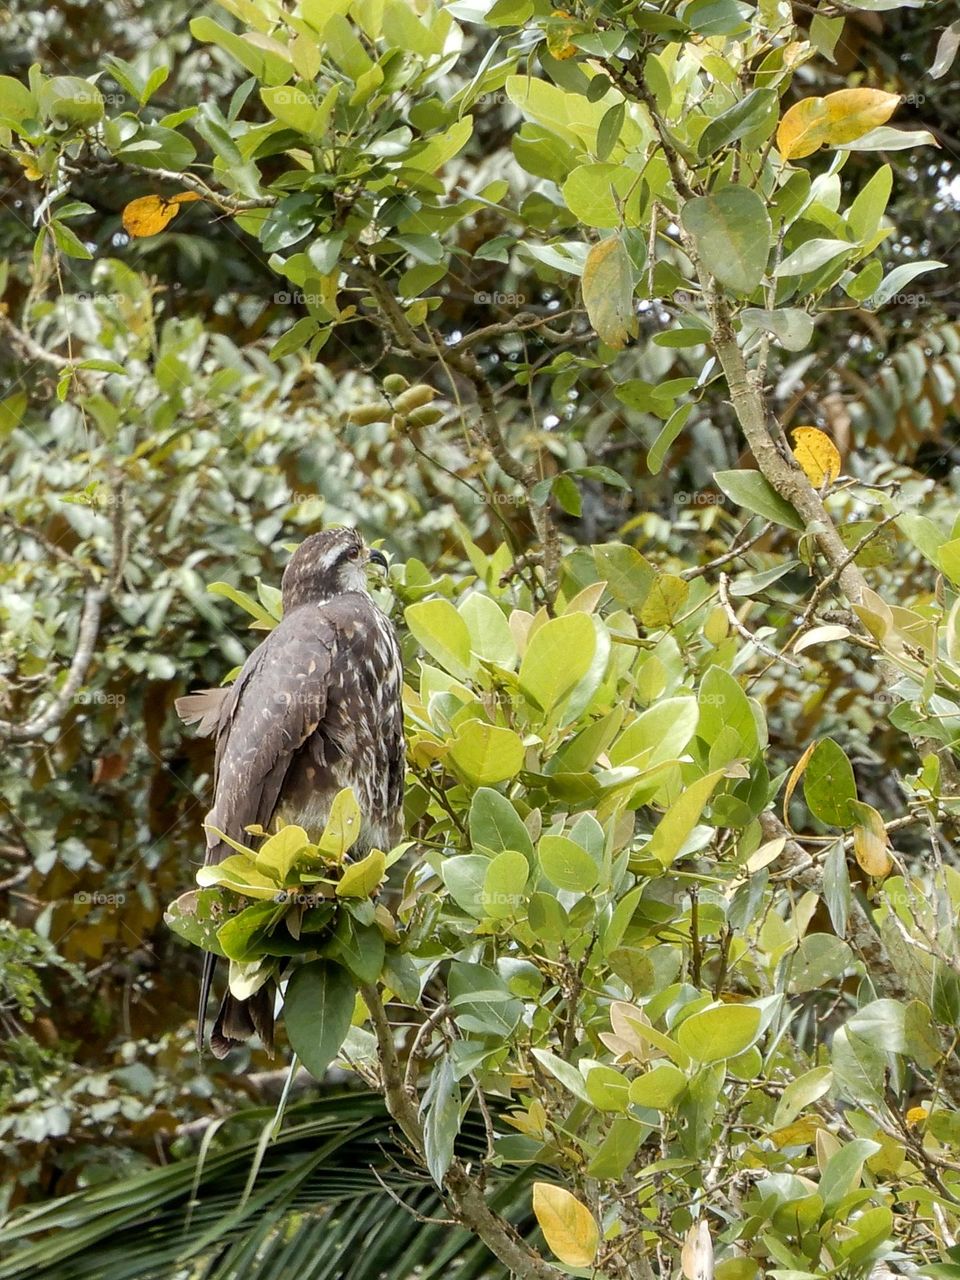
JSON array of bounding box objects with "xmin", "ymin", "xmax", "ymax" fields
[{"xmin": 2, "ymin": 0, "xmax": 960, "ymax": 1277}]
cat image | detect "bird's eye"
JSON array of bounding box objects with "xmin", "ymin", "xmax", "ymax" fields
[{"xmin": 347, "ymin": 546, "xmax": 362, "ymax": 561}]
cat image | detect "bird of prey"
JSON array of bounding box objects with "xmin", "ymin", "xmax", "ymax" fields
[{"xmin": 175, "ymin": 528, "xmax": 405, "ymax": 1058}]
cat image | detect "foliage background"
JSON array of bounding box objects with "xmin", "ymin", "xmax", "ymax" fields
[{"xmin": 0, "ymin": 0, "xmax": 959, "ymax": 1274}]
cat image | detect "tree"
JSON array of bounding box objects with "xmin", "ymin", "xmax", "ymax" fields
[{"xmin": 3, "ymin": 0, "xmax": 960, "ymax": 1276}]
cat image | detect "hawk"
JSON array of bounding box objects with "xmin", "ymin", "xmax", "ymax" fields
[{"xmin": 176, "ymin": 528, "xmax": 405, "ymax": 1058}]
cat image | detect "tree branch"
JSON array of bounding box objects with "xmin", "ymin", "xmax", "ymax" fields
[{"xmin": 361, "ymin": 982, "xmax": 565, "ymax": 1280}]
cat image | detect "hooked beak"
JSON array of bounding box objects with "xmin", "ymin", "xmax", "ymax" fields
[{"xmin": 367, "ymin": 548, "xmax": 389, "ymax": 573}]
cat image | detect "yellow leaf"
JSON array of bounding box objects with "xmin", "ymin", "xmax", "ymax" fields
[
  {"xmin": 823, "ymin": 88, "xmax": 902, "ymax": 144},
  {"xmin": 532, "ymin": 1183, "xmax": 599, "ymax": 1268},
  {"xmin": 852, "ymin": 801, "xmax": 892, "ymax": 877},
  {"xmin": 791, "ymin": 426, "xmax": 841, "ymax": 487},
  {"xmin": 782, "ymin": 741, "xmax": 817, "ymax": 830},
  {"xmin": 906, "ymin": 1105, "xmax": 928, "ymax": 1128},
  {"xmin": 121, "ymin": 191, "xmax": 203, "ymax": 238},
  {"xmin": 582, "ymin": 235, "xmax": 637, "ymax": 351},
  {"xmin": 547, "ymin": 10, "xmax": 578, "ymax": 59},
  {"xmin": 777, "ymin": 89, "xmax": 900, "ymax": 160},
  {"xmin": 639, "ymin": 573, "xmax": 689, "ymax": 628},
  {"xmin": 769, "ymin": 1117, "xmax": 823, "ymax": 1148},
  {"xmin": 15, "ymin": 152, "xmax": 43, "ymax": 181}
]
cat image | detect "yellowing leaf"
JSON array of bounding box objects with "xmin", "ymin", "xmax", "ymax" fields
[
  {"xmin": 769, "ymin": 1117, "xmax": 823, "ymax": 1148},
  {"xmin": 121, "ymin": 191, "xmax": 202, "ymax": 237},
  {"xmin": 792, "ymin": 426, "xmax": 841, "ymax": 487},
  {"xmin": 850, "ymin": 800, "xmax": 893, "ymax": 877},
  {"xmin": 532, "ymin": 1183, "xmax": 599, "ymax": 1267},
  {"xmin": 905, "ymin": 1105, "xmax": 928, "ymax": 1127},
  {"xmin": 777, "ymin": 89, "xmax": 900, "ymax": 160},
  {"xmin": 546, "ymin": 10, "xmax": 578, "ymax": 59},
  {"xmin": 639, "ymin": 573, "xmax": 689, "ymax": 628},
  {"xmin": 582, "ymin": 235, "xmax": 637, "ymax": 351}
]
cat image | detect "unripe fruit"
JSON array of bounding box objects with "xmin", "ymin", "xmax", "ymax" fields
[
  {"xmin": 393, "ymin": 384, "xmax": 437, "ymax": 414},
  {"xmin": 382, "ymin": 373, "xmax": 409, "ymax": 396},
  {"xmin": 404, "ymin": 404, "xmax": 443, "ymax": 427},
  {"xmin": 345, "ymin": 402, "xmax": 391, "ymax": 425}
]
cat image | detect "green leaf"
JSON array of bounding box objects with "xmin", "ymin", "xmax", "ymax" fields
[
  {"xmin": 675, "ymin": 1003, "xmax": 762, "ymax": 1063},
  {"xmin": 563, "ymin": 163, "xmax": 643, "ymax": 229},
  {"xmin": 483, "ymin": 850, "xmax": 530, "ymax": 918},
  {"xmin": 803, "ymin": 738, "xmax": 857, "ymax": 826},
  {"xmin": 697, "ymin": 88, "xmax": 778, "ymax": 157},
  {"xmin": 51, "ymin": 221, "xmax": 92, "ymax": 260},
  {"xmin": 638, "ymin": 573, "xmax": 689, "ymax": 628},
  {"xmin": 593, "ymin": 543, "xmax": 656, "ymax": 609},
  {"xmin": 713, "ymin": 469, "xmax": 805, "ymax": 531},
  {"xmin": 260, "ymin": 83, "xmax": 338, "ymax": 140},
  {"xmin": 610, "ymin": 697, "xmax": 699, "ymax": 770},
  {"xmin": 458, "ymin": 593, "xmax": 517, "ymax": 666},
  {"xmin": 39, "ymin": 76, "xmax": 105, "ymax": 125},
  {"xmin": 405, "ymin": 599, "xmax": 474, "ymax": 680},
  {"xmin": 319, "ymin": 788, "xmax": 363, "ymax": 860},
  {"xmin": 336, "ymin": 849, "xmax": 385, "ymax": 898},
  {"xmin": 196, "ymin": 853, "xmax": 281, "ymax": 899},
  {"xmin": 680, "ymin": 187, "xmax": 771, "ymax": 294},
  {"xmin": 421, "ymin": 1052, "xmax": 460, "ymax": 1187},
  {"xmin": 189, "ymin": 17, "xmax": 293, "ymax": 85},
  {"xmin": 627, "ymin": 1063, "xmax": 688, "ymax": 1108},
  {"xmin": 819, "ymin": 1138, "xmax": 880, "ymax": 1212},
  {"xmin": 519, "ymin": 613, "xmax": 596, "ymax": 712},
  {"xmin": 270, "ymin": 316, "xmax": 320, "ymax": 360},
  {"xmin": 772, "ymin": 1066, "xmax": 834, "ymax": 1128},
  {"xmin": 539, "ymin": 834, "xmax": 599, "ymax": 893},
  {"xmin": 449, "ymin": 721, "xmax": 525, "ymax": 786},
  {"xmin": 469, "ymin": 788, "xmax": 534, "ymax": 861},
  {"xmin": 698, "ymin": 666, "xmax": 761, "ymax": 762},
  {"xmin": 0, "ymin": 75, "xmax": 36, "ymax": 124},
  {"xmin": 774, "ymin": 238, "xmax": 851, "ymax": 278},
  {"xmin": 217, "ymin": 899, "xmax": 284, "ymax": 962},
  {"xmin": 587, "ymin": 1117, "xmax": 645, "ymax": 1179},
  {"xmin": 256, "ymin": 826, "xmax": 310, "ymax": 881},
  {"xmin": 282, "ymin": 960, "xmax": 356, "ymax": 1081},
  {"xmin": 741, "ymin": 307, "xmax": 814, "ymax": 352},
  {"xmin": 442, "ymin": 855, "xmax": 491, "ymax": 918},
  {"xmin": 163, "ymin": 888, "xmax": 232, "ymax": 956},
  {"xmin": 531, "ymin": 1047, "xmax": 592, "ymax": 1102},
  {"xmin": 646, "ymin": 769, "xmax": 725, "ymax": 866},
  {"xmin": 447, "ymin": 961, "xmax": 522, "ymax": 1037},
  {"xmin": 867, "ymin": 260, "xmax": 946, "ymax": 310},
  {"xmin": 331, "ymin": 915, "xmax": 384, "ymax": 985},
  {"xmin": 208, "ymin": 580, "xmax": 278, "ymax": 626},
  {"xmin": 647, "ymin": 403, "xmax": 692, "ymax": 475}
]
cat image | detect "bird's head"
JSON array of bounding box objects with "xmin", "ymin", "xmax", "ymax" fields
[{"xmin": 281, "ymin": 528, "xmax": 388, "ymax": 609}]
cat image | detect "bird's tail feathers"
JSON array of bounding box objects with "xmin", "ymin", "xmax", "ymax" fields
[{"xmin": 210, "ymin": 988, "xmax": 276, "ymax": 1060}]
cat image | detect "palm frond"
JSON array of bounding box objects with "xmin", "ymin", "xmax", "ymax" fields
[{"xmin": 0, "ymin": 1093, "xmax": 534, "ymax": 1280}]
